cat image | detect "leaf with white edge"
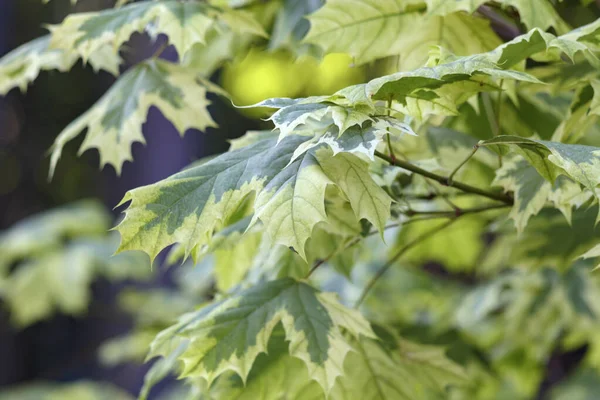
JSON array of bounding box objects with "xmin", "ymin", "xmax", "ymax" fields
[
  {"xmin": 333, "ymin": 333, "xmax": 467, "ymax": 399},
  {"xmin": 207, "ymin": 328, "xmax": 324, "ymax": 400},
  {"xmin": 425, "ymin": 0, "xmax": 569, "ymax": 32},
  {"xmin": 304, "ymin": 0, "xmax": 501, "ymax": 68},
  {"xmin": 0, "ymin": 35, "xmax": 119, "ymax": 95},
  {"xmin": 365, "ymin": 52, "xmax": 541, "ymax": 104},
  {"xmin": 480, "ymin": 136, "xmax": 600, "ymax": 196},
  {"xmin": 291, "ymin": 117, "xmax": 415, "ymax": 162},
  {"xmin": 116, "ymin": 133, "xmax": 391, "ymax": 262},
  {"xmin": 147, "ymin": 278, "xmax": 374, "ymax": 393},
  {"xmin": 493, "ymin": 157, "xmax": 585, "ymax": 233},
  {"xmin": 115, "ymin": 135, "xmax": 310, "ymax": 262},
  {"xmin": 48, "ymin": 1, "xmax": 266, "ymax": 61},
  {"xmin": 487, "ymin": 21, "xmax": 600, "ymax": 69},
  {"xmin": 50, "ymin": 59, "xmax": 218, "ymax": 176}
]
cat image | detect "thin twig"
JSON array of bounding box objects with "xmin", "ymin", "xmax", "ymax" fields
[
  {"xmin": 305, "ymin": 222, "xmax": 402, "ymax": 278},
  {"xmin": 404, "ymin": 203, "xmax": 510, "ymax": 218},
  {"xmin": 354, "ymin": 219, "xmax": 457, "ymax": 308},
  {"xmin": 448, "ymin": 145, "xmax": 480, "ymax": 186},
  {"xmin": 375, "ymin": 151, "xmax": 513, "ymax": 204}
]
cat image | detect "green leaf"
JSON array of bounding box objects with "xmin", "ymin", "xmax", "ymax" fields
[
  {"xmin": 425, "ymin": 0, "xmax": 569, "ymax": 32},
  {"xmin": 493, "ymin": 157, "xmax": 584, "ymax": 232},
  {"xmin": 49, "ymin": 1, "xmax": 266, "ymax": 60},
  {"xmin": 480, "ymin": 136, "xmax": 600, "ymax": 196},
  {"xmin": 0, "ymin": 35, "xmax": 118, "ymax": 95},
  {"xmin": 147, "ymin": 278, "xmax": 374, "ymax": 393},
  {"xmin": 115, "ymin": 135, "xmax": 309, "ymax": 262},
  {"xmin": 50, "ymin": 59, "xmax": 218, "ymax": 176},
  {"xmin": 304, "ymin": 0, "xmax": 501, "ymax": 68}
]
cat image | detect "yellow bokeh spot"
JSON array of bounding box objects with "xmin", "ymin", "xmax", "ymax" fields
[{"xmin": 305, "ymin": 53, "xmax": 366, "ymax": 96}]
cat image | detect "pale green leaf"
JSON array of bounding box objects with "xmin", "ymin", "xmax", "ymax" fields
[
  {"xmin": 425, "ymin": 0, "xmax": 569, "ymax": 32},
  {"xmin": 49, "ymin": 1, "xmax": 266, "ymax": 60},
  {"xmin": 50, "ymin": 59, "xmax": 218, "ymax": 176},
  {"xmin": 304, "ymin": 0, "xmax": 500, "ymax": 68},
  {"xmin": 147, "ymin": 278, "xmax": 374, "ymax": 393}
]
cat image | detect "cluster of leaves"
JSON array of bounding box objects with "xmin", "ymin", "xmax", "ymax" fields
[
  {"xmin": 0, "ymin": 381, "xmax": 133, "ymax": 400},
  {"xmin": 3, "ymin": 0, "xmax": 600, "ymax": 399},
  {"xmin": 0, "ymin": 201, "xmax": 150, "ymax": 326}
]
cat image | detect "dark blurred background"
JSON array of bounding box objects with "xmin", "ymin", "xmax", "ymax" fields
[{"xmin": 0, "ymin": 0, "xmax": 260, "ymax": 394}]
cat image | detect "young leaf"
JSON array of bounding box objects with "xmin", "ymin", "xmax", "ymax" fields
[
  {"xmin": 49, "ymin": 59, "xmax": 218, "ymax": 176},
  {"xmin": 0, "ymin": 35, "xmax": 119, "ymax": 95},
  {"xmin": 49, "ymin": 1, "xmax": 266, "ymax": 61},
  {"xmin": 147, "ymin": 278, "xmax": 374, "ymax": 393}
]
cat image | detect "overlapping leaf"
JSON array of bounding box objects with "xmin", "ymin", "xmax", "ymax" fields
[
  {"xmin": 116, "ymin": 134, "xmax": 391, "ymax": 262},
  {"xmin": 50, "ymin": 59, "xmax": 219, "ymax": 176},
  {"xmin": 304, "ymin": 0, "xmax": 501, "ymax": 68},
  {"xmin": 49, "ymin": 1, "xmax": 266, "ymax": 61},
  {"xmin": 0, "ymin": 35, "xmax": 119, "ymax": 95},
  {"xmin": 147, "ymin": 278, "xmax": 374, "ymax": 394}
]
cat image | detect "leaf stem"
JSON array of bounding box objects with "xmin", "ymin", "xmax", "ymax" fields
[
  {"xmin": 448, "ymin": 145, "xmax": 479, "ymax": 186},
  {"xmin": 151, "ymin": 41, "xmax": 169, "ymax": 59},
  {"xmin": 386, "ymin": 96, "xmax": 396, "ymax": 162},
  {"xmin": 374, "ymin": 151, "xmax": 513, "ymax": 204},
  {"xmin": 354, "ymin": 218, "xmax": 457, "ymax": 308}
]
